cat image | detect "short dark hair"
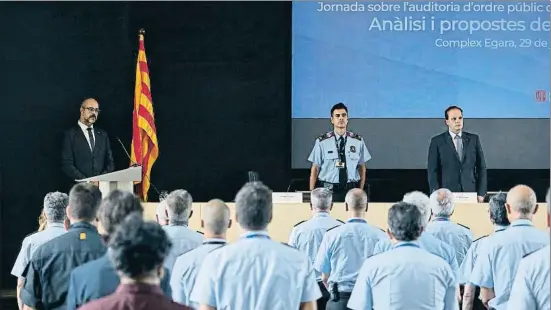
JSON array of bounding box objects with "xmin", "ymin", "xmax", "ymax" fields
[
  {"xmin": 489, "ymin": 192, "xmax": 510, "ymax": 226},
  {"xmin": 235, "ymin": 182, "xmax": 273, "ymax": 231},
  {"xmin": 108, "ymin": 213, "xmax": 172, "ymax": 279},
  {"xmin": 388, "ymin": 202, "xmax": 423, "ymax": 242},
  {"xmin": 68, "ymin": 183, "xmax": 102, "ymax": 221},
  {"xmin": 99, "ymin": 190, "xmax": 144, "ymax": 235},
  {"xmin": 444, "ymin": 106, "xmax": 463, "ymax": 119},
  {"xmin": 331, "ymin": 102, "xmax": 348, "ymax": 117}
]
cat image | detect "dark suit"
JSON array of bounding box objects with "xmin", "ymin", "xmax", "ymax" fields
[
  {"xmin": 61, "ymin": 125, "xmax": 115, "ymax": 181},
  {"xmin": 427, "ymin": 131, "xmax": 487, "ymax": 196}
]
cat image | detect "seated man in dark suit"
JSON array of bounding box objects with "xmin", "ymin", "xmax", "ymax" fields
[
  {"xmin": 427, "ymin": 106, "xmax": 487, "ymax": 203},
  {"xmin": 61, "ymin": 98, "xmax": 115, "ymax": 181},
  {"xmin": 66, "ymin": 190, "xmax": 172, "ymax": 310}
]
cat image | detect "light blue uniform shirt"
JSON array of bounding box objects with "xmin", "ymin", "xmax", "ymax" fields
[
  {"xmin": 373, "ymin": 231, "xmax": 459, "ymax": 275},
  {"xmin": 11, "ymin": 222, "xmax": 66, "ymax": 278},
  {"xmin": 170, "ymin": 238, "xmax": 227, "ymax": 309},
  {"xmin": 507, "ymin": 244, "xmax": 550, "ymax": 310},
  {"xmin": 162, "ymin": 224, "xmax": 204, "ymax": 271},
  {"xmin": 348, "ymin": 241, "xmax": 457, "ymax": 310},
  {"xmin": 288, "ymin": 212, "xmax": 343, "ymax": 281},
  {"xmin": 190, "ymin": 231, "xmax": 321, "ymax": 309},
  {"xmin": 458, "ymin": 225, "xmax": 508, "ymax": 285},
  {"xmin": 314, "ymin": 218, "xmax": 386, "ymax": 292},
  {"xmin": 425, "ymin": 217, "xmax": 474, "ymax": 267},
  {"xmin": 308, "ymin": 131, "xmax": 371, "ymax": 183},
  {"xmin": 470, "ymin": 219, "xmax": 549, "ymax": 310}
]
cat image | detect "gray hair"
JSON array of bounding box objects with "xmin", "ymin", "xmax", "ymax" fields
[
  {"xmin": 507, "ymin": 184, "xmax": 537, "ymax": 216},
  {"xmin": 388, "ymin": 202, "xmax": 423, "ymax": 242},
  {"xmin": 310, "ymin": 188, "xmax": 332, "ymax": 211},
  {"xmin": 546, "ymin": 188, "xmax": 550, "ymax": 215},
  {"xmin": 68, "ymin": 183, "xmax": 102, "ymax": 221},
  {"xmin": 202, "ymin": 199, "xmax": 230, "ymax": 235},
  {"xmin": 402, "ymin": 191, "xmax": 431, "ymax": 226},
  {"xmin": 166, "ymin": 189, "xmax": 193, "ymax": 223},
  {"xmin": 156, "ymin": 200, "xmax": 168, "ymax": 225},
  {"xmin": 98, "ymin": 190, "xmax": 144, "ymax": 236},
  {"xmin": 235, "ymin": 182, "xmax": 272, "ymax": 231},
  {"xmin": 489, "ymin": 192, "xmax": 509, "ymax": 226},
  {"xmin": 345, "ymin": 188, "xmax": 368, "ymax": 211},
  {"xmin": 43, "ymin": 192, "xmax": 69, "ymax": 223},
  {"xmin": 429, "ymin": 188, "xmax": 455, "ymax": 217}
]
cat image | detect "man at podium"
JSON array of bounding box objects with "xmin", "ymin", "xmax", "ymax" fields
[{"xmin": 61, "ymin": 98, "xmax": 115, "ymax": 182}]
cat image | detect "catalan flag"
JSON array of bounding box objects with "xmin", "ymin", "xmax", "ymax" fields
[{"xmin": 131, "ymin": 29, "xmax": 158, "ymax": 202}]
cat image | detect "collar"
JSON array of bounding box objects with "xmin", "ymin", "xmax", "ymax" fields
[
  {"xmin": 241, "ymin": 230, "xmax": 270, "ymax": 239},
  {"xmin": 313, "ymin": 212, "xmax": 329, "ymax": 218},
  {"xmin": 449, "ymin": 130, "xmax": 462, "ymax": 139},
  {"xmin": 203, "ymin": 238, "xmax": 227, "ymax": 245},
  {"xmin": 347, "ymin": 217, "xmax": 367, "ymax": 224},
  {"xmin": 78, "ymin": 120, "xmax": 93, "ymax": 131},
  {"xmin": 116, "ymin": 283, "xmax": 163, "ymax": 295},
  {"xmin": 510, "ymin": 219, "xmax": 533, "ymax": 227},
  {"xmin": 46, "ymin": 222, "xmax": 65, "ymax": 229},
  {"xmin": 494, "ymin": 225, "xmax": 509, "ymax": 232},
  {"xmin": 334, "ymin": 130, "xmax": 346, "ymax": 139},
  {"xmin": 393, "ymin": 241, "xmax": 420, "ymax": 249},
  {"xmin": 168, "ymin": 221, "xmax": 188, "ymax": 227},
  {"xmin": 433, "ymin": 217, "xmax": 450, "ymax": 222},
  {"xmin": 69, "ymin": 221, "xmax": 98, "ymax": 232}
]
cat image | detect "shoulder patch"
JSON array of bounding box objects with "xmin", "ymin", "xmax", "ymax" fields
[
  {"xmin": 346, "ymin": 131, "xmax": 362, "ymax": 141},
  {"xmin": 196, "ymin": 231, "xmax": 204, "ymax": 235},
  {"xmin": 326, "ymin": 225, "xmax": 340, "ymax": 232},
  {"xmin": 473, "ymin": 235, "xmax": 488, "ymax": 243},
  {"xmin": 294, "ymin": 220, "xmax": 306, "ymax": 227},
  {"xmin": 318, "ymin": 131, "xmax": 334, "ymax": 142},
  {"xmin": 458, "ymin": 223, "xmax": 471, "ymax": 230},
  {"xmin": 337, "ymin": 219, "xmax": 345, "ymax": 224}
]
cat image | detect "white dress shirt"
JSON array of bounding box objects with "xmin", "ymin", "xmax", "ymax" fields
[
  {"xmin": 449, "ymin": 130, "xmax": 462, "ymax": 149},
  {"xmin": 78, "ymin": 121, "xmax": 95, "ymax": 151}
]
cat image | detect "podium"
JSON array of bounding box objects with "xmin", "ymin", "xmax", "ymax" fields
[{"xmin": 77, "ymin": 166, "xmax": 142, "ymax": 197}]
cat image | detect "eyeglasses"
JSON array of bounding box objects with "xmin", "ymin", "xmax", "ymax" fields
[{"xmin": 82, "ymin": 107, "xmax": 101, "ymax": 113}]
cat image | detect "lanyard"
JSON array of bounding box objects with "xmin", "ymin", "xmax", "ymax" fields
[
  {"xmin": 203, "ymin": 241, "xmax": 226, "ymax": 245},
  {"xmin": 347, "ymin": 219, "xmax": 367, "ymax": 224},
  {"xmin": 394, "ymin": 242, "xmax": 420, "ymax": 249},
  {"xmin": 244, "ymin": 234, "xmax": 271, "ymax": 239},
  {"xmin": 334, "ymin": 134, "xmax": 347, "ymax": 155},
  {"xmin": 433, "ymin": 217, "xmax": 450, "ymax": 222}
]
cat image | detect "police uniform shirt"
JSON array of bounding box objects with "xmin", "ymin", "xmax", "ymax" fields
[
  {"xmin": 170, "ymin": 238, "xmax": 227, "ymax": 308},
  {"xmin": 11, "ymin": 222, "xmax": 66, "ymax": 278},
  {"xmin": 507, "ymin": 245, "xmax": 550, "ymax": 310},
  {"xmin": 458, "ymin": 225, "xmax": 508, "ymax": 285},
  {"xmin": 66, "ymin": 252, "xmax": 172, "ymax": 310},
  {"xmin": 348, "ymin": 241, "xmax": 457, "ymax": 310},
  {"xmin": 190, "ymin": 231, "xmax": 321, "ymax": 309},
  {"xmin": 162, "ymin": 224, "xmax": 204, "ymax": 271},
  {"xmin": 425, "ymin": 218, "xmax": 474, "ymax": 267},
  {"xmin": 20, "ymin": 222, "xmax": 106, "ymax": 310},
  {"xmin": 287, "ymin": 212, "xmax": 343, "ymax": 281},
  {"xmin": 373, "ymin": 231, "xmax": 459, "ymax": 275},
  {"xmin": 307, "ymin": 131, "xmax": 371, "ymax": 184},
  {"xmin": 313, "ymin": 218, "xmax": 386, "ymax": 292},
  {"xmin": 470, "ymin": 219, "xmax": 549, "ymax": 310}
]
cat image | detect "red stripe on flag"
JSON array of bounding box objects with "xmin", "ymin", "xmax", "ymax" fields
[
  {"xmin": 138, "ymin": 106, "xmax": 157, "ymax": 132},
  {"xmin": 140, "ymin": 82, "xmax": 152, "ymax": 101}
]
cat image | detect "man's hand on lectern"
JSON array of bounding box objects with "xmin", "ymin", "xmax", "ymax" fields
[
  {"xmin": 477, "ymin": 196, "xmax": 484, "ymax": 203},
  {"xmin": 91, "ymin": 181, "xmax": 99, "ymax": 187}
]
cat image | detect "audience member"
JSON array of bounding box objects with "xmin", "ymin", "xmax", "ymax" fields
[
  {"xmin": 78, "ymin": 214, "xmax": 191, "ymax": 310},
  {"xmin": 20, "ymin": 183, "xmax": 105, "ymax": 310},
  {"xmin": 348, "ymin": 202, "xmax": 457, "ymax": 310},
  {"xmin": 156, "ymin": 200, "xmax": 169, "ymax": 226},
  {"xmin": 190, "ymin": 182, "xmax": 321, "ymax": 310}
]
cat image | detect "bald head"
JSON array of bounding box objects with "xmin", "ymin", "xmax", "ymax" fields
[
  {"xmin": 507, "ymin": 185, "xmax": 537, "ymax": 217},
  {"xmin": 202, "ymin": 199, "xmax": 230, "ymax": 235},
  {"xmin": 81, "ymin": 98, "xmax": 98, "ymax": 107},
  {"xmin": 80, "ymin": 98, "xmax": 99, "ymax": 126},
  {"xmin": 345, "ymin": 188, "xmax": 368, "ymax": 212}
]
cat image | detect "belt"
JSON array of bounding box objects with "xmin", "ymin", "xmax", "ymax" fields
[
  {"xmin": 319, "ymin": 181, "xmax": 358, "ymax": 190},
  {"xmin": 337, "ymin": 291, "xmax": 352, "ymax": 298}
]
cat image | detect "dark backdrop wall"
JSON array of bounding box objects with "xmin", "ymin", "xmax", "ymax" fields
[{"xmin": 0, "ymin": 2, "xmax": 548, "ymax": 291}]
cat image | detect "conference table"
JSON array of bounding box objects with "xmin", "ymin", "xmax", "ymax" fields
[{"xmin": 143, "ymin": 202, "xmax": 549, "ymax": 242}]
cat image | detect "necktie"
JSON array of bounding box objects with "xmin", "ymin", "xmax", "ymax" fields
[
  {"xmin": 454, "ymin": 135, "xmax": 463, "ymax": 162},
  {"xmin": 87, "ymin": 127, "xmax": 95, "ymax": 150},
  {"xmin": 338, "ymin": 137, "xmax": 347, "ymax": 185}
]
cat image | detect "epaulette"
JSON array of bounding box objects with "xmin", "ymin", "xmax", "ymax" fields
[
  {"xmin": 473, "ymin": 235, "xmax": 488, "ymax": 243},
  {"xmin": 196, "ymin": 231, "xmax": 204, "ymax": 235},
  {"xmin": 326, "ymin": 225, "xmax": 340, "ymax": 232},
  {"xmin": 458, "ymin": 223, "xmax": 471, "ymax": 230},
  {"xmin": 294, "ymin": 220, "xmax": 306, "ymax": 227},
  {"xmin": 522, "ymin": 249, "xmax": 540, "ymax": 259},
  {"xmin": 207, "ymin": 245, "xmax": 226, "ymax": 253},
  {"xmin": 378, "ymin": 228, "xmax": 385, "ymax": 233},
  {"xmin": 337, "ymin": 219, "xmax": 345, "ymax": 224},
  {"xmin": 318, "ymin": 131, "xmax": 334, "ymax": 142},
  {"xmin": 346, "ymin": 131, "xmax": 362, "ymax": 141},
  {"xmin": 281, "ymin": 242, "xmax": 296, "ymax": 249}
]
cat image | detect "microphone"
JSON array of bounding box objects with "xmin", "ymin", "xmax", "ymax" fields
[{"xmin": 116, "ymin": 137, "xmax": 161, "ymax": 198}]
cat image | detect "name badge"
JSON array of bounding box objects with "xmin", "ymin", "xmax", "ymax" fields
[{"xmin": 335, "ymin": 161, "xmax": 345, "ymax": 168}]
